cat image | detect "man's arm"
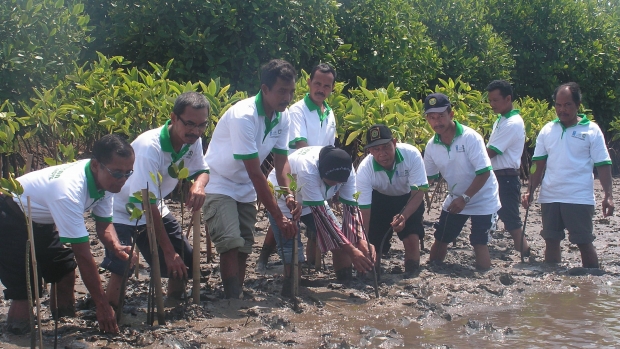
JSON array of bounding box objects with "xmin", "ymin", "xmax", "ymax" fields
[
  {"xmin": 185, "ymin": 172, "xmax": 209, "ymax": 212},
  {"xmin": 243, "ymin": 155, "xmax": 296, "ymax": 236},
  {"xmin": 447, "ymin": 171, "xmax": 490, "ymax": 214},
  {"xmin": 95, "ymin": 221, "xmax": 130, "ymax": 262},
  {"xmin": 147, "ymin": 203, "xmax": 188, "ymax": 279},
  {"xmin": 391, "ymin": 189, "xmax": 425, "ymax": 232},
  {"xmin": 71, "ymin": 242, "xmax": 118, "ymax": 333},
  {"xmin": 522, "ymin": 159, "xmax": 546, "ymax": 208},
  {"xmin": 486, "ymin": 148, "xmax": 499, "ymax": 159},
  {"xmin": 597, "ymin": 164, "xmax": 614, "ymax": 217}
]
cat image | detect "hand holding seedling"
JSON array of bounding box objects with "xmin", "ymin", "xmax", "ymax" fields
[
  {"xmin": 345, "ymin": 242, "xmax": 374, "ymax": 273},
  {"xmin": 390, "ymin": 214, "xmax": 406, "ymax": 232},
  {"xmin": 447, "ymin": 197, "xmax": 466, "ymax": 214}
]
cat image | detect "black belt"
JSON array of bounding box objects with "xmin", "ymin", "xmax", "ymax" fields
[{"xmin": 494, "ymin": 168, "xmax": 520, "ymax": 176}]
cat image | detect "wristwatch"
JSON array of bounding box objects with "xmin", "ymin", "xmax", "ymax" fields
[{"xmin": 461, "ymin": 194, "xmax": 471, "ymax": 204}]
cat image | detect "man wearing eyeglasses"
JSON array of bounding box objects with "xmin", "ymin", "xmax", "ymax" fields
[
  {"xmin": 0, "ymin": 134, "xmax": 134, "ymax": 334},
  {"xmin": 103, "ymin": 92, "xmax": 210, "ymax": 308}
]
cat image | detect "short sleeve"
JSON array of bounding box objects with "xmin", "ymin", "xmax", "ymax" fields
[
  {"xmin": 532, "ymin": 125, "xmax": 550, "ymax": 161},
  {"xmin": 407, "ymin": 149, "xmax": 429, "ymax": 190},
  {"xmin": 487, "ymin": 118, "xmax": 524, "ymax": 155},
  {"xmin": 48, "ymin": 186, "xmax": 90, "ymax": 243},
  {"xmin": 468, "ymin": 134, "xmax": 493, "ymax": 175},
  {"xmin": 355, "ymin": 158, "xmax": 374, "ymax": 208},
  {"xmin": 273, "ymin": 111, "xmax": 290, "ymax": 154},
  {"xmin": 231, "ymin": 115, "xmax": 259, "ymax": 160},
  {"xmin": 424, "ymin": 142, "xmax": 440, "ymax": 179},
  {"xmin": 287, "ymin": 106, "xmax": 307, "ymax": 148},
  {"xmin": 91, "ymin": 194, "xmax": 113, "ymax": 223},
  {"xmin": 299, "ymin": 171, "xmax": 328, "ymax": 206},
  {"xmin": 590, "ymin": 124, "xmax": 612, "ymax": 166},
  {"xmin": 186, "ymin": 137, "xmax": 209, "ymax": 178},
  {"xmin": 337, "ymin": 170, "xmax": 358, "ymax": 206}
]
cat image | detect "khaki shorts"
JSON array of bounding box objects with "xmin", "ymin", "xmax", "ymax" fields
[
  {"xmin": 203, "ymin": 194, "xmax": 257, "ymax": 254},
  {"xmin": 541, "ymin": 203, "xmax": 595, "ymax": 244}
]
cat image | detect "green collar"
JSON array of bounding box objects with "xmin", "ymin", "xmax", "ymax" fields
[
  {"xmin": 160, "ymin": 119, "xmax": 190, "ymax": 163},
  {"xmin": 501, "ymin": 109, "xmax": 520, "ymax": 118},
  {"xmin": 552, "ymin": 114, "xmax": 590, "ymax": 130},
  {"xmin": 303, "ymin": 93, "xmax": 332, "ymax": 123},
  {"xmin": 433, "ymin": 120, "xmax": 464, "ymax": 146},
  {"xmin": 255, "ymin": 91, "xmax": 282, "ymax": 142},
  {"xmin": 372, "ymin": 148, "xmax": 404, "ymax": 172},
  {"xmin": 84, "ymin": 160, "xmax": 105, "ymax": 200},
  {"xmin": 372, "ymin": 148, "xmax": 404, "ymax": 183}
]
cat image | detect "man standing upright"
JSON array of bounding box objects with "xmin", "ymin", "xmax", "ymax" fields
[
  {"xmin": 257, "ymin": 63, "xmax": 338, "ymax": 270},
  {"xmin": 486, "ymin": 80, "xmax": 531, "ymax": 257},
  {"xmin": 204, "ymin": 59, "xmax": 299, "ymax": 298},
  {"xmin": 423, "ymin": 93, "xmax": 501, "ymax": 270},
  {"xmin": 523, "ymin": 82, "xmax": 613, "ymax": 268},
  {"xmin": 103, "ymin": 92, "xmax": 210, "ymax": 308}
]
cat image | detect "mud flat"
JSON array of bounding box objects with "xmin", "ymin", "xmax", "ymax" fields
[{"xmin": 1, "ymin": 179, "xmax": 620, "ymax": 348}]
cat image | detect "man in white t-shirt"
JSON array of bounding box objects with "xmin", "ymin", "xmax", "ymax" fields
[
  {"xmin": 103, "ymin": 92, "xmax": 210, "ymax": 308},
  {"xmin": 267, "ymin": 146, "xmax": 374, "ymax": 295},
  {"xmin": 204, "ymin": 59, "xmax": 300, "ymax": 298},
  {"xmin": 0, "ymin": 135, "xmax": 134, "ymax": 334},
  {"xmin": 423, "ymin": 93, "xmax": 501, "ymax": 270},
  {"xmin": 257, "ymin": 63, "xmax": 338, "ymax": 270},
  {"xmin": 523, "ymin": 82, "xmax": 613, "ymax": 268},
  {"xmin": 357, "ymin": 125, "xmax": 428, "ymax": 274},
  {"xmin": 485, "ymin": 80, "xmax": 531, "ymax": 257}
]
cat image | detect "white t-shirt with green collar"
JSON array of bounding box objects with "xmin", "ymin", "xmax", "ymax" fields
[
  {"xmin": 355, "ymin": 143, "xmax": 428, "ymax": 208},
  {"xmin": 532, "ymin": 115, "xmax": 611, "ymax": 205},
  {"xmin": 287, "ymin": 93, "xmax": 336, "ymax": 152},
  {"xmin": 424, "ymin": 121, "xmax": 501, "ymax": 215},
  {"xmin": 205, "ymin": 92, "xmax": 290, "ymax": 202},
  {"xmin": 267, "ymin": 146, "xmax": 357, "ymax": 217},
  {"xmin": 113, "ymin": 120, "xmax": 209, "ymax": 225},
  {"xmin": 487, "ymin": 109, "xmax": 525, "ymax": 171},
  {"xmin": 12, "ymin": 159, "xmax": 113, "ymax": 243}
]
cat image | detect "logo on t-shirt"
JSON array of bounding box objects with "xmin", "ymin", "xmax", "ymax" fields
[
  {"xmin": 396, "ymin": 169, "xmax": 409, "ymax": 177},
  {"xmin": 455, "ymin": 145, "xmax": 466, "ymax": 152},
  {"xmin": 571, "ymin": 131, "xmax": 587, "ymax": 141},
  {"xmin": 270, "ymin": 129, "xmax": 283, "ymax": 138}
]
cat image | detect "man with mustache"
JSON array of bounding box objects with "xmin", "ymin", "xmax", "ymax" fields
[
  {"xmin": 204, "ymin": 59, "xmax": 300, "ymax": 298},
  {"xmin": 0, "ymin": 134, "xmax": 134, "ymax": 334},
  {"xmin": 257, "ymin": 63, "xmax": 338, "ymax": 271},
  {"xmin": 485, "ymin": 80, "xmax": 531, "ymax": 258},
  {"xmin": 423, "ymin": 93, "xmax": 501, "ymax": 270},
  {"xmin": 523, "ymin": 82, "xmax": 613, "ymax": 268},
  {"xmin": 103, "ymin": 92, "xmax": 210, "ymax": 308}
]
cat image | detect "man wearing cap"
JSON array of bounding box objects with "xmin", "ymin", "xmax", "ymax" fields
[
  {"xmin": 103, "ymin": 92, "xmax": 210, "ymax": 308},
  {"xmin": 203, "ymin": 59, "xmax": 300, "ymax": 298},
  {"xmin": 257, "ymin": 63, "xmax": 338, "ymax": 270},
  {"xmin": 486, "ymin": 80, "xmax": 531, "ymax": 257},
  {"xmin": 267, "ymin": 145, "xmax": 375, "ymax": 292},
  {"xmin": 423, "ymin": 93, "xmax": 501, "ymax": 270},
  {"xmin": 523, "ymin": 82, "xmax": 613, "ymax": 268},
  {"xmin": 0, "ymin": 134, "xmax": 134, "ymax": 334},
  {"xmin": 356, "ymin": 124, "xmax": 428, "ymax": 274}
]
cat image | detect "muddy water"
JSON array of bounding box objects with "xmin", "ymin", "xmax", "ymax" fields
[{"xmin": 294, "ymin": 278, "xmax": 620, "ymax": 348}]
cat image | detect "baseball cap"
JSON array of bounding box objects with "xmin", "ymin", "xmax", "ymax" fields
[
  {"xmin": 364, "ymin": 124, "xmax": 393, "ymax": 150},
  {"xmin": 424, "ymin": 93, "xmax": 451, "ymax": 114},
  {"xmin": 318, "ymin": 146, "xmax": 352, "ymax": 183}
]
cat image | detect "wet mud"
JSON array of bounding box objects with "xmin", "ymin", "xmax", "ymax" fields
[{"xmin": 1, "ymin": 179, "xmax": 620, "ymax": 348}]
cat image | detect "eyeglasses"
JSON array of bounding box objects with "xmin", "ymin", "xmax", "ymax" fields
[
  {"xmin": 176, "ymin": 114, "xmax": 209, "ymax": 131},
  {"xmin": 101, "ymin": 163, "xmax": 133, "ymax": 179}
]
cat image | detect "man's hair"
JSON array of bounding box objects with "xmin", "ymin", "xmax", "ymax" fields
[
  {"xmin": 553, "ymin": 82, "xmax": 582, "ymax": 105},
  {"xmin": 486, "ymin": 80, "xmax": 513, "ymax": 99},
  {"xmin": 309, "ymin": 63, "xmax": 336, "ymax": 84},
  {"xmin": 260, "ymin": 59, "xmax": 297, "ymax": 89},
  {"xmin": 92, "ymin": 134, "xmax": 134, "ymax": 164},
  {"xmin": 173, "ymin": 92, "xmax": 210, "ymax": 117}
]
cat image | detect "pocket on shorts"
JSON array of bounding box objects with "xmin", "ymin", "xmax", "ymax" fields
[{"xmin": 203, "ymin": 202, "xmax": 217, "ymax": 222}]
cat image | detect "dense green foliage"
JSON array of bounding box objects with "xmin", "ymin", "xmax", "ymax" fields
[{"xmin": 0, "ymin": 0, "xmax": 91, "ymax": 105}]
